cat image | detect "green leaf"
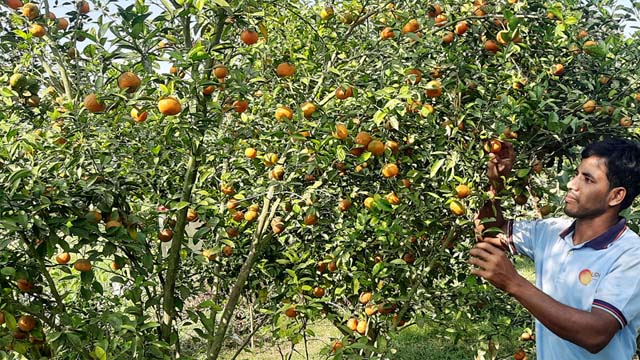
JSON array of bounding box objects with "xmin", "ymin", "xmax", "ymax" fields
[
  {"xmin": 1, "ymin": 266, "xmax": 16, "ymax": 276},
  {"xmin": 430, "ymin": 158, "xmax": 445, "ymax": 178},
  {"xmin": 91, "ymin": 346, "xmax": 107, "ymax": 360},
  {"xmin": 174, "ymin": 201, "xmax": 190, "ymax": 210},
  {"xmin": 212, "ymin": 0, "xmax": 230, "ymax": 7}
]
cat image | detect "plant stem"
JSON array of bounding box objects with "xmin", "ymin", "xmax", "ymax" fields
[{"xmin": 19, "ymin": 232, "xmax": 65, "ymax": 313}]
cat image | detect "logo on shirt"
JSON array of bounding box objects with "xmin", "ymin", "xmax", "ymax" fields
[{"xmin": 578, "ymin": 269, "xmax": 601, "ymax": 285}]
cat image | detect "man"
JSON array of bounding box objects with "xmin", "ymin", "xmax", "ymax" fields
[{"xmin": 470, "ymin": 138, "xmax": 640, "ymax": 358}]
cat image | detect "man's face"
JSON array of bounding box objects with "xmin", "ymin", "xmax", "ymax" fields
[{"xmin": 564, "ymin": 156, "xmax": 614, "ymax": 219}]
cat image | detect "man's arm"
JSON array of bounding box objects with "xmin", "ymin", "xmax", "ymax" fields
[{"xmin": 469, "ymin": 242, "xmax": 620, "ymax": 353}]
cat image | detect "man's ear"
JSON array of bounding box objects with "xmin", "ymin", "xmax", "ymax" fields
[{"xmin": 608, "ymin": 187, "xmax": 627, "ymax": 207}]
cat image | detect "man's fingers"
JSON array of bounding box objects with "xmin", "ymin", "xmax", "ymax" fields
[
  {"xmin": 482, "ymin": 236, "xmax": 507, "ymax": 249},
  {"xmin": 474, "ymin": 241, "xmax": 504, "ymax": 255}
]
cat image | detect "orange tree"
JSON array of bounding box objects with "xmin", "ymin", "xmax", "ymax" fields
[{"xmin": 0, "ymin": 0, "xmax": 638, "ymax": 358}]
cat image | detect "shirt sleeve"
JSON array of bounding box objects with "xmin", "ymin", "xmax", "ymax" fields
[
  {"xmin": 509, "ymin": 218, "xmax": 570, "ymax": 260},
  {"xmin": 592, "ymin": 248, "xmax": 640, "ymax": 329}
]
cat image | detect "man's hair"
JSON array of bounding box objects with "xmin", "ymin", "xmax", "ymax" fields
[{"xmin": 582, "ymin": 138, "xmax": 640, "ymax": 210}]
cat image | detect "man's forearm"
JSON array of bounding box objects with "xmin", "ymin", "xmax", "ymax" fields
[{"xmin": 508, "ymin": 276, "xmax": 617, "ymax": 353}]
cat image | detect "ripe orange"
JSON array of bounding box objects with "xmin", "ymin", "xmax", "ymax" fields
[
  {"xmin": 367, "ymin": 140, "xmax": 385, "ymax": 156},
  {"xmin": 226, "ymin": 227, "xmax": 239, "ymax": 237},
  {"xmin": 74, "ymin": 259, "xmax": 92, "ymax": 272},
  {"xmin": 577, "ymin": 29, "xmax": 588, "ymax": 39},
  {"xmin": 402, "ymin": 19, "xmax": 419, "ymax": 34},
  {"xmin": 231, "ymin": 210, "xmax": 244, "ymax": 221},
  {"xmin": 386, "ymin": 192, "xmax": 400, "ymax": 205},
  {"xmin": 263, "ymin": 152, "xmax": 278, "ymax": 166},
  {"xmin": 213, "ymin": 65, "xmax": 228, "ymax": 79},
  {"xmin": 364, "ymin": 197, "xmax": 375, "ymax": 209},
  {"xmin": 284, "ymin": 306, "xmax": 297, "ymax": 318},
  {"xmin": 425, "ymin": 80, "xmax": 442, "ymax": 98},
  {"xmin": 244, "ymin": 210, "xmax": 258, "ymax": 222},
  {"xmin": 403, "ymin": 252, "xmax": 416, "ymax": 264},
  {"xmin": 320, "ymin": 6, "xmax": 334, "ymax": 20},
  {"xmin": 118, "ymin": 71, "xmax": 141, "ymax": 93},
  {"xmin": 386, "ymin": 140, "xmax": 399, "ymax": 154},
  {"xmin": 77, "ymin": 0, "xmax": 90, "ymax": 14},
  {"xmin": 158, "ymin": 229, "xmax": 173, "ymax": 242},
  {"xmin": 186, "ymin": 208, "xmax": 198, "ymax": 222},
  {"xmin": 346, "ymin": 318, "xmax": 358, "ymax": 331},
  {"xmin": 327, "ymin": 261, "xmax": 337, "ymax": 272},
  {"xmin": 406, "ymin": 69, "xmax": 422, "ymax": 85},
  {"xmin": 222, "ymin": 245, "xmax": 234, "ymax": 257},
  {"xmin": 240, "ymin": 29, "xmax": 258, "ymax": 45},
  {"xmin": 338, "ymin": 199, "xmax": 352, "ymax": 211},
  {"xmin": 17, "ymin": 316, "xmax": 36, "ymax": 332},
  {"xmin": 233, "ymin": 100, "xmax": 248, "ymax": 113},
  {"xmin": 55, "ymin": 252, "xmax": 71, "ymax": 264},
  {"xmin": 381, "ymin": 27, "xmax": 395, "ymax": 40},
  {"xmin": 365, "ymin": 304, "xmax": 378, "ymax": 316},
  {"xmin": 514, "ymin": 349, "xmax": 526, "ymax": 360},
  {"xmin": 442, "ymin": 31, "xmax": 454, "ymax": 44},
  {"xmin": 335, "ymin": 86, "xmax": 353, "ymax": 100},
  {"xmin": 620, "ymin": 117, "xmax": 633, "ymax": 127},
  {"xmin": 22, "ymin": 3, "xmax": 39, "ymax": 19},
  {"xmin": 484, "ymin": 139, "xmax": 502, "ymax": 153},
  {"xmin": 110, "ymin": 261, "xmax": 121, "ymax": 271},
  {"xmin": 17, "ymin": 279, "xmax": 33, "ymax": 292},
  {"xmin": 270, "ymin": 165, "xmax": 285, "ymax": 180},
  {"xmin": 245, "ymin": 147, "xmax": 257, "ymax": 158},
  {"xmin": 334, "ymin": 124, "xmax": 349, "ymax": 139},
  {"xmin": 275, "ymin": 106, "xmax": 293, "ymax": 121},
  {"xmin": 474, "ymin": 7, "xmax": 486, "ymax": 16},
  {"xmin": 276, "ymin": 62, "xmax": 295, "ymax": 77},
  {"xmin": 434, "ymin": 14, "xmax": 447, "ymax": 27},
  {"xmin": 356, "ymin": 319, "xmax": 367, "ymax": 334},
  {"xmin": 7, "ymin": 0, "xmax": 23, "ymax": 10},
  {"xmin": 304, "ymin": 213, "xmax": 318, "ymax": 225},
  {"xmin": 158, "ymin": 97, "xmax": 181, "ymax": 115},
  {"xmin": 57, "ymin": 18, "xmax": 69, "ymax": 30},
  {"xmin": 455, "ymin": 184, "xmax": 470, "ymax": 198},
  {"xmin": 227, "ymin": 199, "xmax": 239, "ymax": 210},
  {"xmin": 484, "ymin": 40, "xmax": 499, "ymax": 53},
  {"xmin": 355, "ymin": 131, "xmax": 372, "ymax": 147},
  {"xmin": 427, "ymin": 4, "xmax": 443, "ymax": 17},
  {"xmin": 551, "ymin": 63, "xmax": 565, "ymax": 76},
  {"xmin": 300, "ymin": 102, "xmax": 316, "ymax": 118},
  {"xmin": 381, "ymin": 163, "xmax": 399, "ymax": 178},
  {"xmin": 359, "ymin": 292, "xmax": 373, "ymax": 304},
  {"xmin": 331, "ymin": 341, "xmax": 343, "ymax": 352},
  {"xmin": 29, "ymin": 23, "xmax": 46, "ymax": 37},
  {"xmin": 583, "ymin": 100, "xmax": 596, "ymax": 113},
  {"xmin": 449, "ymin": 200, "xmax": 466, "ymax": 216},
  {"xmin": 312, "ymin": 287, "xmax": 325, "ymax": 298},
  {"xmin": 130, "ymin": 107, "xmax": 148, "ymax": 123},
  {"xmin": 455, "ymin": 21, "xmax": 468, "ymax": 35},
  {"xmin": 202, "ymin": 85, "xmax": 215, "ymax": 95},
  {"xmin": 84, "ymin": 93, "xmax": 106, "ymax": 113}
]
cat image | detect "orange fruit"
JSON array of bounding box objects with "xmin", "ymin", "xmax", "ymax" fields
[
  {"xmin": 226, "ymin": 227, "xmax": 239, "ymax": 237},
  {"xmin": 118, "ymin": 71, "xmax": 141, "ymax": 93},
  {"xmin": 29, "ymin": 23, "xmax": 46, "ymax": 37},
  {"xmin": 202, "ymin": 85, "xmax": 215, "ymax": 95},
  {"xmin": 346, "ymin": 318, "xmax": 358, "ymax": 331},
  {"xmin": 320, "ymin": 6, "xmax": 334, "ymax": 20},
  {"xmin": 158, "ymin": 97, "xmax": 181, "ymax": 115},
  {"xmin": 284, "ymin": 306, "xmax": 297, "ymax": 318},
  {"xmin": 406, "ymin": 69, "xmax": 422, "ymax": 85},
  {"xmin": 275, "ymin": 106, "xmax": 293, "ymax": 121},
  {"xmin": 484, "ymin": 139, "xmax": 502, "ymax": 153},
  {"xmin": 474, "ymin": 7, "xmax": 486, "ymax": 16},
  {"xmin": 484, "ymin": 40, "xmax": 499, "ymax": 53},
  {"xmin": 226, "ymin": 199, "xmax": 239, "ymax": 210},
  {"xmin": 381, "ymin": 27, "xmax": 395, "ymax": 40},
  {"xmin": 105, "ymin": 219, "xmax": 122, "ymax": 229},
  {"xmin": 312, "ymin": 287, "xmax": 325, "ymax": 298},
  {"xmin": 300, "ymin": 102, "xmax": 316, "ymax": 118},
  {"xmin": 449, "ymin": 200, "xmax": 466, "ymax": 216},
  {"xmin": 425, "ymin": 80, "xmax": 442, "ymax": 98},
  {"xmin": 84, "ymin": 93, "xmax": 106, "ymax": 113},
  {"xmin": 263, "ymin": 152, "xmax": 278, "ymax": 166},
  {"xmin": 17, "ymin": 279, "xmax": 33, "ymax": 292},
  {"xmin": 233, "ymin": 100, "xmax": 248, "ymax": 113},
  {"xmin": 328, "ymin": 261, "xmax": 337, "ymax": 272},
  {"xmin": 270, "ymin": 217, "xmax": 285, "ymax": 234},
  {"xmin": 240, "ymin": 29, "xmax": 258, "ymax": 45},
  {"xmin": 551, "ymin": 63, "xmax": 565, "ymax": 76},
  {"xmin": 77, "ymin": 0, "xmax": 90, "ymax": 14},
  {"xmin": 335, "ymin": 86, "xmax": 353, "ymax": 100},
  {"xmin": 158, "ymin": 229, "xmax": 173, "ymax": 242},
  {"xmin": 359, "ymin": 292, "xmax": 373, "ymax": 304},
  {"xmin": 381, "ymin": 163, "xmax": 399, "ymax": 178},
  {"xmin": 356, "ymin": 319, "xmax": 367, "ymax": 334},
  {"xmin": 355, "ymin": 131, "xmax": 372, "ymax": 147},
  {"xmin": 222, "ymin": 245, "xmax": 234, "ymax": 257},
  {"xmin": 276, "ymin": 62, "xmax": 295, "ymax": 77},
  {"xmin": 365, "ymin": 304, "xmax": 378, "ymax": 316},
  {"xmin": 7, "ymin": 0, "xmax": 23, "ymax": 10},
  {"xmin": 403, "ymin": 252, "xmax": 416, "ymax": 264},
  {"xmin": 385, "ymin": 140, "xmax": 399, "ymax": 154},
  {"xmin": 334, "ymin": 124, "xmax": 349, "ymax": 139},
  {"xmin": 402, "ymin": 19, "xmax": 419, "ymax": 33},
  {"xmin": 270, "ymin": 165, "xmax": 285, "ymax": 180},
  {"xmin": 577, "ymin": 29, "xmax": 588, "ymax": 39},
  {"xmin": 427, "ymin": 4, "xmax": 443, "ymax": 17},
  {"xmin": 331, "ymin": 341, "xmax": 343, "ymax": 352},
  {"xmin": 442, "ymin": 31, "xmax": 454, "ymax": 44},
  {"xmin": 338, "ymin": 199, "xmax": 352, "ymax": 211},
  {"xmin": 213, "ymin": 65, "xmax": 228, "ymax": 79},
  {"xmin": 55, "ymin": 252, "xmax": 71, "ymax": 264},
  {"xmin": 57, "ymin": 18, "xmax": 69, "ymax": 30},
  {"xmin": 245, "ymin": 147, "xmax": 257, "ymax": 158},
  {"xmin": 304, "ymin": 213, "xmax": 318, "ymax": 225},
  {"xmin": 22, "ymin": 3, "xmax": 39, "ymax": 19},
  {"xmin": 74, "ymin": 259, "xmax": 92, "ymax": 272},
  {"xmin": 244, "ymin": 210, "xmax": 258, "ymax": 222},
  {"xmin": 364, "ymin": 197, "xmax": 375, "ymax": 209},
  {"xmin": 186, "ymin": 208, "xmax": 198, "ymax": 222},
  {"xmin": 386, "ymin": 191, "xmax": 400, "ymax": 205},
  {"xmin": 130, "ymin": 107, "xmax": 148, "ymax": 123},
  {"xmin": 434, "ymin": 14, "xmax": 447, "ymax": 27},
  {"xmin": 455, "ymin": 21, "xmax": 468, "ymax": 35},
  {"xmin": 231, "ymin": 210, "xmax": 244, "ymax": 221},
  {"xmin": 17, "ymin": 316, "xmax": 36, "ymax": 332},
  {"xmin": 620, "ymin": 117, "xmax": 633, "ymax": 127},
  {"xmin": 514, "ymin": 349, "xmax": 526, "ymax": 360},
  {"xmin": 110, "ymin": 261, "xmax": 121, "ymax": 271},
  {"xmin": 455, "ymin": 184, "xmax": 470, "ymax": 198},
  {"xmin": 367, "ymin": 140, "xmax": 385, "ymax": 156},
  {"xmin": 583, "ymin": 100, "xmax": 596, "ymax": 113}
]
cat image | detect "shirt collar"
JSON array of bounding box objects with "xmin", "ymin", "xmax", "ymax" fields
[{"xmin": 559, "ymin": 217, "xmax": 627, "ymax": 250}]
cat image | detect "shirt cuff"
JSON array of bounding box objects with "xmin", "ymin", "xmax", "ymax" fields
[
  {"xmin": 506, "ymin": 220, "xmax": 517, "ymax": 254},
  {"xmin": 592, "ymin": 299, "xmax": 627, "ymax": 328}
]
